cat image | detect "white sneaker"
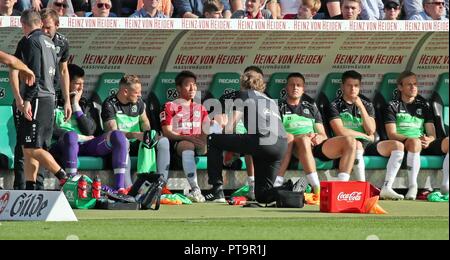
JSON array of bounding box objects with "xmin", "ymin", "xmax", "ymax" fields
[
  {"xmin": 187, "ymin": 189, "xmax": 206, "ymax": 203},
  {"xmin": 380, "ymin": 187, "xmax": 404, "ymax": 200},
  {"xmin": 405, "ymin": 186, "xmax": 418, "ymax": 200}
]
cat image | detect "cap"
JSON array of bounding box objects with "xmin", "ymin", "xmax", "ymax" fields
[{"xmin": 384, "ymin": 0, "xmax": 400, "ymax": 8}]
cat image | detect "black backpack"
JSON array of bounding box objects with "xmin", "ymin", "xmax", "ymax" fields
[{"xmin": 128, "ymin": 174, "xmax": 167, "ymax": 210}]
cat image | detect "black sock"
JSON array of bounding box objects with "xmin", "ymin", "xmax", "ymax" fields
[
  {"xmin": 25, "ymin": 181, "xmax": 36, "ymax": 190},
  {"xmin": 55, "ymin": 168, "xmax": 68, "ymax": 180}
]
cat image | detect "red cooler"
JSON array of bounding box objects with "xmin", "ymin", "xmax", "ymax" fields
[{"xmin": 320, "ymin": 181, "xmax": 372, "ymax": 213}]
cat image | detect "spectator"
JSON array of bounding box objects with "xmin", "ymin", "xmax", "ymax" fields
[
  {"xmin": 231, "ymin": 0, "xmax": 273, "ymax": 19},
  {"xmin": 88, "ymin": 0, "xmax": 117, "ymax": 17},
  {"xmin": 173, "ymin": 0, "xmax": 231, "ymax": 18},
  {"xmin": 384, "ymin": 0, "xmax": 401, "ymax": 20},
  {"xmin": 137, "ymin": 0, "xmax": 172, "ymax": 17},
  {"xmin": 360, "ymin": 0, "xmax": 384, "ymax": 20},
  {"xmin": 283, "ymin": 0, "xmax": 321, "ymax": 19},
  {"xmin": 160, "ymin": 71, "xmax": 210, "ymax": 203},
  {"xmin": 404, "ymin": 0, "xmax": 423, "ymax": 19},
  {"xmin": 385, "ymin": 71, "xmax": 449, "ymax": 198},
  {"xmin": 130, "ymin": 0, "xmax": 167, "ymax": 18},
  {"xmin": 15, "ymin": 0, "xmax": 49, "ymax": 12},
  {"xmin": 203, "ymin": 0, "xmax": 224, "ymax": 18},
  {"xmin": 1, "ymin": 0, "xmax": 21, "ymax": 16},
  {"xmin": 266, "ymin": 0, "xmax": 281, "ymax": 19},
  {"xmin": 230, "ymin": 0, "xmax": 244, "ymax": 12},
  {"xmin": 320, "ymin": 0, "xmax": 340, "ymax": 18},
  {"xmin": 330, "ymin": 0, "xmax": 361, "ymax": 20},
  {"xmin": 47, "ymin": 0, "xmax": 76, "ymax": 17},
  {"xmin": 410, "ymin": 0, "xmax": 448, "ymax": 20},
  {"xmin": 279, "ymin": 0, "xmax": 302, "ymax": 17}
]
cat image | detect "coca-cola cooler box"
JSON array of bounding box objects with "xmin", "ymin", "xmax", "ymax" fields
[{"xmin": 320, "ymin": 181, "xmax": 372, "ymax": 213}]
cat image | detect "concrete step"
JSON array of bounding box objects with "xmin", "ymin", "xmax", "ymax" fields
[{"xmin": 0, "ymin": 169, "xmax": 443, "ymax": 191}]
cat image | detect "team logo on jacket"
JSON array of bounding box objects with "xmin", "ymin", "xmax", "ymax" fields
[
  {"xmin": 194, "ymin": 111, "xmax": 201, "ymax": 118},
  {"xmin": 132, "ymin": 105, "xmax": 138, "ymax": 113},
  {"xmin": 416, "ymin": 108, "xmax": 422, "ymax": 116},
  {"xmin": 303, "ymin": 109, "xmax": 310, "ymax": 115}
]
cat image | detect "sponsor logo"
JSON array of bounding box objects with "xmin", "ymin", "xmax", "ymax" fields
[
  {"xmin": 161, "ymin": 79, "xmax": 175, "ymax": 84},
  {"xmin": 0, "ymin": 192, "xmax": 10, "ymax": 215},
  {"xmin": 9, "ymin": 193, "xmax": 49, "ymax": 218},
  {"xmin": 49, "ymin": 66, "xmax": 56, "ymax": 77},
  {"xmin": 218, "ymin": 79, "xmax": 239, "ymax": 84},
  {"xmin": 337, "ymin": 192, "xmax": 363, "ymax": 202},
  {"xmin": 275, "ymin": 79, "xmax": 287, "ymax": 84},
  {"xmin": 104, "ymin": 79, "xmax": 120, "ymax": 84},
  {"xmin": 332, "ymin": 79, "xmax": 342, "ymax": 84},
  {"xmin": 43, "ymin": 40, "xmax": 55, "ymax": 50}
]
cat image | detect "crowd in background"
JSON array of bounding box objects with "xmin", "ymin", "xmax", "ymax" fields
[{"xmin": 1, "ymin": 0, "xmax": 449, "ymax": 21}]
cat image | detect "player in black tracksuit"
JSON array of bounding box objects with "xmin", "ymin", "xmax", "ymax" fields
[
  {"xmin": 206, "ymin": 71, "xmax": 288, "ymax": 203},
  {"xmin": 12, "ymin": 9, "xmax": 71, "ymax": 190},
  {"xmin": 13, "ymin": 10, "xmax": 68, "ymax": 190}
]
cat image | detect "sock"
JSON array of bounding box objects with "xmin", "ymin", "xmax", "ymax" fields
[
  {"xmin": 274, "ymin": 176, "xmax": 284, "ymax": 187},
  {"xmin": 182, "ymin": 150, "xmax": 199, "ymax": 190},
  {"xmin": 248, "ymin": 176, "xmax": 255, "ymax": 192},
  {"xmin": 124, "ymin": 155, "xmax": 133, "ymax": 188},
  {"xmin": 354, "ymin": 150, "xmax": 365, "ymax": 181},
  {"xmin": 157, "ymin": 137, "xmax": 170, "ymax": 181},
  {"xmin": 25, "ymin": 181, "xmax": 36, "ymax": 190},
  {"xmin": 54, "ymin": 168, "xmax": 68, "ymax": 180},
  {"xmin": 384, "ymin": 150, "xmax": 405, "ymax": 189},
  {"xmin": 407, "ymin": 152, "xmax": 420, "ymax": 188},
  {"xmin": 442, "ymin": 153, "xmax": 449, "ymax": 194},
  {"xmin": 114, "ymin": 170, "xmax": 126, "ymax": 190},
  {"xmin": 306, "ymin": 172, "xmax": 320, "ymax": 194},
  {"xmin": 66, "ymin": 168, "xmax": 77, "ymax": 175},
  {"xmin": 338, "ymin": 172, "xmax": 350, "ymax": 181}
]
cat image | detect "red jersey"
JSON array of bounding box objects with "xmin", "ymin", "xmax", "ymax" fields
[{"xmin": 160, "ymin": 101, "xmax": 209, "ymax": 136}]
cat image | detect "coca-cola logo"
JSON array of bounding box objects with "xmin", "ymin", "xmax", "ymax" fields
[
  {"xmin": 337, "ymin": 192, "xmax": 363, "ymax": 202},
  {"xmin": 0, "ymin": 192, "xmax": 10, "ymax": 215},
  {"xmin": 10, "ymin": 193, "xmax": 49, "ymax": 218}
]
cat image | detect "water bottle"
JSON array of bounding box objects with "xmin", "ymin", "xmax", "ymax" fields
[
  {"xmin": 78, "ymin": 175, "xmax": 88, "ymax": 199},
  {"xmin": 92, "ymin": 176, "xmax": 101, "ymax": 199},
  {"xmin": 135, "ymin": 181, "xmax": 151, "ymax": 202}
]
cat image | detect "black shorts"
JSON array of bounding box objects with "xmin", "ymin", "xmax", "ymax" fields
[
  {"xmin": 20, "ymin": 97, "xmax": 55, "ymax": 149},
  {"xmin": 364, "ymin": 142, "xmax": 382, "ymax": 156},
  {"xmin": 422, "ymin": 138, "xmax": 446, "ymax": 155},
  {"xmin": 311, "ymin": 142, "xmax": 333, "ymax": 161}
]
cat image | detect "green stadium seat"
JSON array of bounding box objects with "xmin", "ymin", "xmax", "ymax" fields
[
  {"xmin": 430, "ymin": 73, "xmax": 449, "ymax": 137},
  {"xmin": 266, "ymin": 73, "xmax": 291, "ymax": 100},
  {"xmin": 0, "ymin": 71, "xmax": 16, "ymax": 169},
  {"xmin": 207, "ymin": 72, "xmax": 241, "ymax": 99},
  {"xmin": 93, "ymin": 72, "xmax": 125, "ymax": 103},
  {"xmin": 149, "ymin": 72, "xmax": 180, "ymax": 107},
  {"xmin": 297, "ymin": 159, "xmax": 334, "ymax": 170},
  {"xmin": 420, "ymin": 156, "xmax": 445, "ymax": 169},
  {"xmin": 373, "ymin": 73, "xmax": 401, "ymax": 140},
  {"xmin": 78, "ymin": 157, "xmax": 105, "ymax": 170},
  {"xmin": 364, "ymin": 156, "xmax": 388, "ymax": 169}
]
